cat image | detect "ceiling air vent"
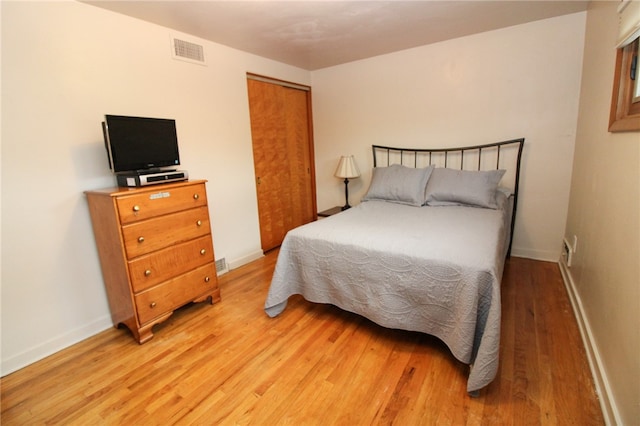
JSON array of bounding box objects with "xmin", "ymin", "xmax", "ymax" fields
[{"xmin": 171, "ymin": 36, "xmax": 206, "ymax": 65}]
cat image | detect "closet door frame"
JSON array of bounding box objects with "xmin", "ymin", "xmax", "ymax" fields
[{"xmin": 247, "ymin": 73, "xmax": 318, "ymax": 252}]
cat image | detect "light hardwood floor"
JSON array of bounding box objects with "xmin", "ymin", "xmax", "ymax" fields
[{"xmin": 1, "ymin": 251, "xmax": 604, "ymax": 425}]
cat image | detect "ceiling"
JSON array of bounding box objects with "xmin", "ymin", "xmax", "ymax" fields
[{"xmin": 83, "ymin": 1, "xmax": 589, "ymax": 70}]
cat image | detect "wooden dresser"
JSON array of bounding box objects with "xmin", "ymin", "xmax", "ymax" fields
[{"xmin": 86, "ymin": 179, "xmax": 220, "ymax": 343}]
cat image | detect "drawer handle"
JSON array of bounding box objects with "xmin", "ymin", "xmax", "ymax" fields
[
  {"xmin": 204, "ymin": 276, "xmax": 210, "ymax": 283},
  {"xmin": 200, "ymin": 249, "xmax": 206, "ymax": 255},
  {"xmin": 193, "ymin": 193, "xmax": 199, "ymax": 200},
  {"xmin": 144, "ymin": 269, "xmax": 152, "ymax": 277},
  {"xmin": 138, "ymin": 236, "xmax": 145, "ymax": 243},
  {"xmin": 150, "ymin": 302, "xmax": 157, "ymax": 308},
  {"xmin": 196, "ymin": 220, "xmax": 202, "ymax": 227},
  {"xmin": 133, "ymin": 205, "xmax": 140, "ymax": 212}
]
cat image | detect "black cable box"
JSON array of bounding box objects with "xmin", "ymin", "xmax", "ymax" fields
[{"xmin": 116, "ymin": 170, "xmax": 189, "ymax": 187}]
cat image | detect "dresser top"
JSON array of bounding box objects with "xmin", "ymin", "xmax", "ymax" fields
[{"xmin": 85, "ymin": 179, "xmax": 207, "ymax": 196}]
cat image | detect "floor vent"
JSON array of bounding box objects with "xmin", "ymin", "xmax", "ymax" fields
[
  {"xmin": 215, "ymin": 257, "xmax": 229, "ymax": 275},
  {"xmin": 171, "ymin": 37, "xmax": 206, "ymax": 65}
]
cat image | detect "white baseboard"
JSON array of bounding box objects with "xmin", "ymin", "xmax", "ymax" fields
[
  {"xmin": 511, "ymin": 246, "xmax": 560, "ymax": 262},
  {"xmin": 1, "ymin": 315, "xmax": 113, "ymax": 377},
  {"xmin": 227, "ymin": 249, "xmax": 264, "ymax": 270},
  {"xmin": 558, "ymin": 258, "xmax": 621, "ymax": 425}
]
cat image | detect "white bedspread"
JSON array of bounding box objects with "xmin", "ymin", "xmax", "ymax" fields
[{"xmin": 264, "ymin": 200, "xmax": 507, "ymax": 393}]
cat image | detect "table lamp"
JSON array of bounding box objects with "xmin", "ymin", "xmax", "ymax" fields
[{"xmin": 334, "ymin": 155, "xmax": 360, "ymax": 210}]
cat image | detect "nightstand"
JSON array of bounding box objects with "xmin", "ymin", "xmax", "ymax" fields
[{"xmin": 318, "ymin": 206, "xmax": 344, "ymax": 217}]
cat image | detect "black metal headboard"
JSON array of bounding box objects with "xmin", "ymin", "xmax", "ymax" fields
[{"xmin": 372, "ymin": 138, "xmax": 525, "ymax": 257}]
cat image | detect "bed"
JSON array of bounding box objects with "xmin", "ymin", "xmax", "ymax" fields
[{"xmin": 264, "ymin": 138, "xmax": 525, "ymax": 394}]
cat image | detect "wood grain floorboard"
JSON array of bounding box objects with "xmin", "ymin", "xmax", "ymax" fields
[{"xmin": 1, "ymin": 251, "xmax": 604, "ymax": 425}]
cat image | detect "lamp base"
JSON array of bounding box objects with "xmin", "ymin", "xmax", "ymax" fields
[{"xmin": 342, "ymin": 178, "xmax": 351, "ymax": 211}]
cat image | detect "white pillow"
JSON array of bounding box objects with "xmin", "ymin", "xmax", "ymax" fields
[
  {"xmin": 425, "ymin": 168, "xmax": 506, "ymax": 209},
  {"xmin": 362, "ymin": 164, "xmax": 434, "ymax": 207}
]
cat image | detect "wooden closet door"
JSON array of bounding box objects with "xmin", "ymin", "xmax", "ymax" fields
[
  {"xmin": 283, "ymin": 87, "xmax": 315, "ymax": 229},
  {"xmin": 248, "ymin": 77, "xmax": 316, "ymax": 252}
]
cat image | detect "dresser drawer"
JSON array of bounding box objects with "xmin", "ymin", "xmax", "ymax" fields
[
  {"xmin": 122, "ymin": 206, "xmax": 210, "ymax": 259},
  {"xmin": 116, "ymin": 183, "xmax": 208, "ymax": 224},
  {"xmin": 135, "ymin": 263, "xmax": 217, "ymax": 325},
  {"xmin": 128, "ymin": 235, "xmax": 214, "ymax": 293}
]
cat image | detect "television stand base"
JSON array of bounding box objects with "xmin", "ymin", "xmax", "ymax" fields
[{"xmin": 116, "ymin": 170, "xmax": 189, "ymax": 187}]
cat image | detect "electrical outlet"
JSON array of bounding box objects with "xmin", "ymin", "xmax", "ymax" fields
[{"xmin": 562, "ymin": 238, "xmax": 573, "ymax": 267}]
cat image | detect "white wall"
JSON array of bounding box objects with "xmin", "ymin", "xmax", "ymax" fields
[
  {"xmin": 1, "ymin": 1, "xmax": 311, "ymax": 374},
  {"xmin": 311, "ymin": 12, "xmax": 586, "ymax": 261},
  {"xmin": 564, "ymin": 2, "xmax": 640, "ymax": 424}
]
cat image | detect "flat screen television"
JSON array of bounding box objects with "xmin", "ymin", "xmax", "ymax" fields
[{"xmin": 102, "ymin": 115, "xmax": 181, "ymax": 174}]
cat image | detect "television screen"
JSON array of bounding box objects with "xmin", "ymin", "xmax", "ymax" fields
[{"xmin": 103, "ymin": 115, "xmax": 180, "ymax": 173}]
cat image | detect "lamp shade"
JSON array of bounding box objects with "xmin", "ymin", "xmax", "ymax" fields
[{"xmin": 334, "ymin": 155, "xmax": 360, "ymax": 179}]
